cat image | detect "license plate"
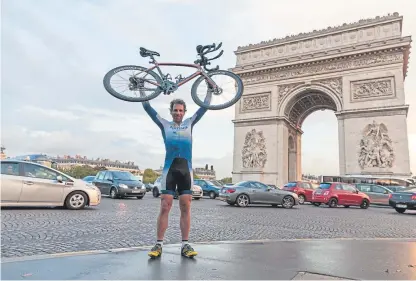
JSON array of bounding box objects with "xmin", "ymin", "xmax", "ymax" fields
[
  {"xmin": 396, "ymin": 204, "xmax": 407, "ymax": 208},
  {"xmin": 132, "ymin": 190, "xmax": 141, "ymax": 193}
]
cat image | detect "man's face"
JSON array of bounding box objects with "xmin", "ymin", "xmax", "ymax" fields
[{"xmin": 171, "ymin": 104, "xmax": 185, "ymax": 123}]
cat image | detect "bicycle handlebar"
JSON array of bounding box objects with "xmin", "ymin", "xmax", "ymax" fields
[{"xmin": 194, "ymin": 42, "xmax": 223, "ymax": 72}]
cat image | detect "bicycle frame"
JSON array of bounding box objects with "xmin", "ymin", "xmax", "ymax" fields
[{"xmin": 144, "ymin": 60, "xmax": 217, "ymax": 89}]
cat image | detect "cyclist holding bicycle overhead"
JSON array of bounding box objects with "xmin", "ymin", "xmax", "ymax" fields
[{"xmin": 143, "ymin": 94, "xmax": 211, "ymax": 259}]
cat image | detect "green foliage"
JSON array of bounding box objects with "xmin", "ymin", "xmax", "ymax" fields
[
  {"xmin": 57, "ymin": 165, "xmax": 106, "ymax": 179},
  {"xmin": 220, "ymin": 177, "xmax": 232, "ymax": 184},
  {"xmin": 143, "ymin": 168, "xmax": 158, "ymax": 184}
]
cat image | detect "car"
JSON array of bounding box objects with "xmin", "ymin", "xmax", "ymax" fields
[
  {"xmin": 311, "ymin": 182, "xmax": 370, "ymax": 209},
  {"xmin": 82, "ymin": 175, "xmax": 96, "ymax": 184},
  {"xmin": 219, "ymin": 180, "xmax": 299, "ymax": 208},
  {"xmin": 1, "ymin": 159, "xmax": 101, "ymax": 210},
  {"xmin": 92, "ymin": 170, "xmax": 146, "ymax": 199},
  {"xmin": 388, "ymin": 188, "xmax": 416, "ymax": 214},
  {"xmin": 282, "ymin": 181, "xmax": 316, "ymax": 204},
  {"xmin": 173, "ymin": 184, "xmax": 204, "ymax": 200},
  {"xmin": 354, "ymin": 183, "xmax": 393, "ymax": 205},
  {"xmin": 193, "ymin": 179, "xmax": 222, "ymax": 199}
]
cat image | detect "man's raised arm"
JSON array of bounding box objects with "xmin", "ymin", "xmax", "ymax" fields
[
  {"xmin": 191, "ymin": 92, "xmax": 212, "ymax": 126},
  {"xmin": 142, "ymin": 100, "xmax": 165, "ymax": 130}
]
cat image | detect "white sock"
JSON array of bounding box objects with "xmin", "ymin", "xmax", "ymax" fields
[
  {"xmin": 182, "ymin": 240, "xmax": 189, "ymax": 248},
  {"xmin": 156, "ymin": 240, "xmax": 163, "ymax": 246}
]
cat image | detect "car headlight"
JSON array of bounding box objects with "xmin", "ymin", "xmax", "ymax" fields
[
  {"xmin": 119, "ymin": 184, "xmax": 128, "ymax": 188},
  {"xmin": 141, "ymin": 185, "xmax": 145, "ymax": 189}
]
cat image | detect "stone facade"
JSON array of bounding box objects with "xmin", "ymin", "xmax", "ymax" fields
[{"xmin": 231, "ymin": 13, "xmax": 412, "ymax": 187}]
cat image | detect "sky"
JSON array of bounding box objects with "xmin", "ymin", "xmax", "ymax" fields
[{"xmin": 1, "ymin": 0, "xmax": 416, "ymax": 179}]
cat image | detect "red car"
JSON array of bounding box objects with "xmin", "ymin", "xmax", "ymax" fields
[
  {"xmin": 311, "ymin": 182, "xmax": 370, "ymax": 209},
  {"xmin": 282, "ymin": 181, "xmax": 316, "ymax": 204}
]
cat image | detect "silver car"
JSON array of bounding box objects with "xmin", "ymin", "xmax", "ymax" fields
[
  {"xmin": 1, "ymin": 159, "xmax": 101, "ymax": 210},
  {"xmin": 219, "ymin": 180, "xmax": 299, "ymax": 208}
]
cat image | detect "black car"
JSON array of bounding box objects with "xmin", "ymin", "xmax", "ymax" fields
[
  {"xmin": 388, "ymin": 188, "xmax": 416, "ymax": 213},
  {"xmin": 92, "ymin": 170, "xmax": 146, "ymax": 199}
]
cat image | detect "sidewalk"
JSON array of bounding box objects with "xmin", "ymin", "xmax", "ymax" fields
[{"xmin": 2, "ymin": 238, "xmax": 415, "ymax": 280}]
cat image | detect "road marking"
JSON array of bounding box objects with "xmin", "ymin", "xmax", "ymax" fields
[{"xmin": 2, "ymin": 237, "xmax": 415, "ymax": 263}]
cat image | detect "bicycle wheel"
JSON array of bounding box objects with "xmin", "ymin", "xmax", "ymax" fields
[
  {"xmin": 191, "ymin": 70, "xmax": 244, "ymax": 110},
  {"xmin": 103, "ymin": 65, "xmax": 163, "ymax": 102}
]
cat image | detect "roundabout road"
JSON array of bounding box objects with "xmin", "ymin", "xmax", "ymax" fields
[{"xmin": 1, "ymin": 194, "xmax": 415, "ymax": 258}]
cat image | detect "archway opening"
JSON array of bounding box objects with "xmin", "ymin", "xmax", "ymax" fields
[{"xmin": 284, "ymin": 90, "xmax": 339, "ymax": 182}]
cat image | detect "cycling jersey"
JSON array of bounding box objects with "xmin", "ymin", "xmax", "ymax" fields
[{"xmin": 142, "ymin": 100, "xmax": 208, "ymax": 195}]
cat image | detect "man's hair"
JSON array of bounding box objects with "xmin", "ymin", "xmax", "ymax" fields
[{"xmin": 170, "ymin": 98, "xmax": 187, "ymax": 112}]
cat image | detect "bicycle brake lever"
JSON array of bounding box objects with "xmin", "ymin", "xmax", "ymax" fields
[{"xmin": 208, "ymin": 50, "xmax": 223, "ymax": 61}]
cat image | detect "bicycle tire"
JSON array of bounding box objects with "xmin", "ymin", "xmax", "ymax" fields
[
  {"xmin": 191, "ymin": 70, "xmax": 244, "ymax": 110},
  {"xmin": 103, "ymin": 65, "xmax": 163, "ymax": 102}
]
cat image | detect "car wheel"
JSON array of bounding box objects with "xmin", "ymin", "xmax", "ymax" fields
[
  {"xmin": 110, "ymin": 188, "xmax": 118, "ymax": 199},
  {"xmin": 137, "ymin": 195, "xmax": 144, "ymax": 199},
  {"xmin": 153, "ymin": 188, "xmax": 159, "ymax": 198},
  {"xmin": 360, "ymin": 199, "xmax": 369, "ymax": 209},
  {"xmin": 65, "ymin": 191, "xmax": 87, "ymax": 210},
  {"xmin": 236, "ymin": 194, "xmax": 249, "ymax": 207},
  {"xmin": 282, "ymin": 196, "xmax": 295, "ymax": 209},
  {"xmin": 209, "ymin": 191, "xmax": 216, "ymax": 199},
  {"xmin": 328, "ymin": 198, "xmax": 338, "ymax": 208},
  {"xmin": 298, "ymin": 194, "xmax": 305, "ymax": 204},
  {"xmin": 395, "ymin": 207, "xmax": 406, "ymax": 214}
]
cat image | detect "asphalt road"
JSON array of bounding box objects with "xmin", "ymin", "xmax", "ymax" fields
[{"xmin": 1, "ymin": 193, "xmax": 415, "ymax": 258}]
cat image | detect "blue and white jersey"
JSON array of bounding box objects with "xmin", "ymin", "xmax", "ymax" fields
[{"xmin": 142, "ymin": 101, "xmax": 208, "ymax": 172}]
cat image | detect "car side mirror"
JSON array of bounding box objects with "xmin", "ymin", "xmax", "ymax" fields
[{"xmin": 56, "ymin": 175, "xmax": 63, "ymax": 183}]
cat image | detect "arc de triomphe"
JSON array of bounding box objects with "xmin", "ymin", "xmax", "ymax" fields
[{"xmin": 230, "ymin": 13, "xmax": 412, "ymax": 187}]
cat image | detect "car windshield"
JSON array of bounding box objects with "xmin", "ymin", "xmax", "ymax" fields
[
  {"xmin": 319, "ymin": 183, "xmax": 332, "ymax": 189},
  {"xmin": 285, "ymin": 182, "xmax": 297, "ymax": 187},
  {"xmin": 113, "ymin": 171, "xmax": 136, "ymax": 181}
]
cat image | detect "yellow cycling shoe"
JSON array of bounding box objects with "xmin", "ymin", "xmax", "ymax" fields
[
  {"xmin": 181, "ymin": 244, "xmax": 197, "ymax": 258},
  {"xmin": 148, "ymin": 243, "xmax": 162, "ymax": 258}
]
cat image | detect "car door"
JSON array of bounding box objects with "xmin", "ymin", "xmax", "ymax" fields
[
  {"xmin": 370, "ymin": 185, "xmax": 390, "ymax": 205},
  {"xmin": 19, "ymin": 163, "xmax": 65, "ymax": 204},
  {"xmin": 302, "ymin": 182, "xmax": 314, "ymax": 202},
  {"xmin": 1, "ymin": 162, "xmax": 23, "ymax": 203},
  {"xmin": 248, "ymin": 182, "xmax": 270, "ymax": 203},
  {"xmin": 342, "ymin": 184, "xmax": 361, "ymax": 204},
  {"xmin": 102, "ymin": 171, "xmax": 114, "ymax": 195},
  {"xmin": 93, "ymin": 171, "xmax": 106, "ymax": 193}
]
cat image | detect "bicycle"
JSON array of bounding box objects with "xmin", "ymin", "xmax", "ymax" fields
[{"xmin": 102, "ymin": 42, "xmax": 244, "ymax": 110}]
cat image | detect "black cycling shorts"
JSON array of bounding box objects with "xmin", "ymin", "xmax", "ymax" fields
[{"xmin": 162, "ymin": 158, "xmax": 192, "ymax": 196}]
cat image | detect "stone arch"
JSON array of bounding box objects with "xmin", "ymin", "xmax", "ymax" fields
[
  {"xmin": 278, "ymin": 84, "xmax": 343, "ymax": 127},
  {"xmin": 230, "ymin": 13, "xmax": 412, "ymax": 187}
]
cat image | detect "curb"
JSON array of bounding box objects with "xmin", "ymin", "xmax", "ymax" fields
[{"xmin": 2, "ymin": 237, "xmax": 415, "ymax": 264}]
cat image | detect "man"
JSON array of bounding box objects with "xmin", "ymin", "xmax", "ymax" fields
[{"xmin": 142, "ymin": 94, "xmax": 211, "ymax": 259}]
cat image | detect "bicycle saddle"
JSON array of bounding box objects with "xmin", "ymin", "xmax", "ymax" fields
[{"xmin": 139, "ymin": 47, "xmax": 160, "ymax": 57}]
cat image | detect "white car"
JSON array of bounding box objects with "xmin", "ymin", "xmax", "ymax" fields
[{"xmin": 191, "ymin": 184, "xmax": 203, "ymax": 200}]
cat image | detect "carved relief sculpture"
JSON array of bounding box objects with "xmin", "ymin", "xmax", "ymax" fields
[
  {"xmin": 315, "ymin": 77, "xmax": 343, "ymax": 99},
  {"xmin": 358, "ymin": 121, "xmax": 394, "ymax": 169},
  {"xmin": 242, "ymin": 129, "xmax": 267, "ymax": 168},
  {"xmin": 277, "ymin": 82, "xmax": 304, "ymax": 104},
  {"xmin": 241, "ymin": 52, "xmax": 402, "ymax": 86},
  {"xmin": 351, "ymin": 77, "xmax": 395, "ymax": 101},
  {"xmin": 241, "ymin": 93, "xmax": 270, "ymax": 112}
]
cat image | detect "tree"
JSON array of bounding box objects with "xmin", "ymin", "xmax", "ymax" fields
[
  {"xmin": 143, "ymin": 168, "xmax": 158, "ymax": 184},
  {"xmin": 193, "ymin": 170, "xmax": 200, "ymax": 179},
  {"xmin": 220, "ymin": 177, "xmax": 232, "ymax": 184},
  {"xmin": 58, "ymin": 165, "xmax": 100, "ymax": 179}
]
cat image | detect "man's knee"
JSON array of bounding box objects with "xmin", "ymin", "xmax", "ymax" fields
[
  {"xmin": 160, "ymin": 195, "xmax": 173, "ymax": 214},
  {"xmin": 179, "ymin": 194, "xmax": 192, "ymax": 213}
]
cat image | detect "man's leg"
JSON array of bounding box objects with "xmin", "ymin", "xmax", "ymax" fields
[
  {"xmin": 157, "ymin": 194, "xmax": 174, "ymax": 240},
  {"xmin": 148, "ymin": 169, "xmax": 176, "ymax": 258},
  {"xmin": 177, "ymin": 165, "xmax": 197, "ymax": 258},
  {"xmin": 179, "ymin": 194, "xmax": 192, "ymax": 241}
]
